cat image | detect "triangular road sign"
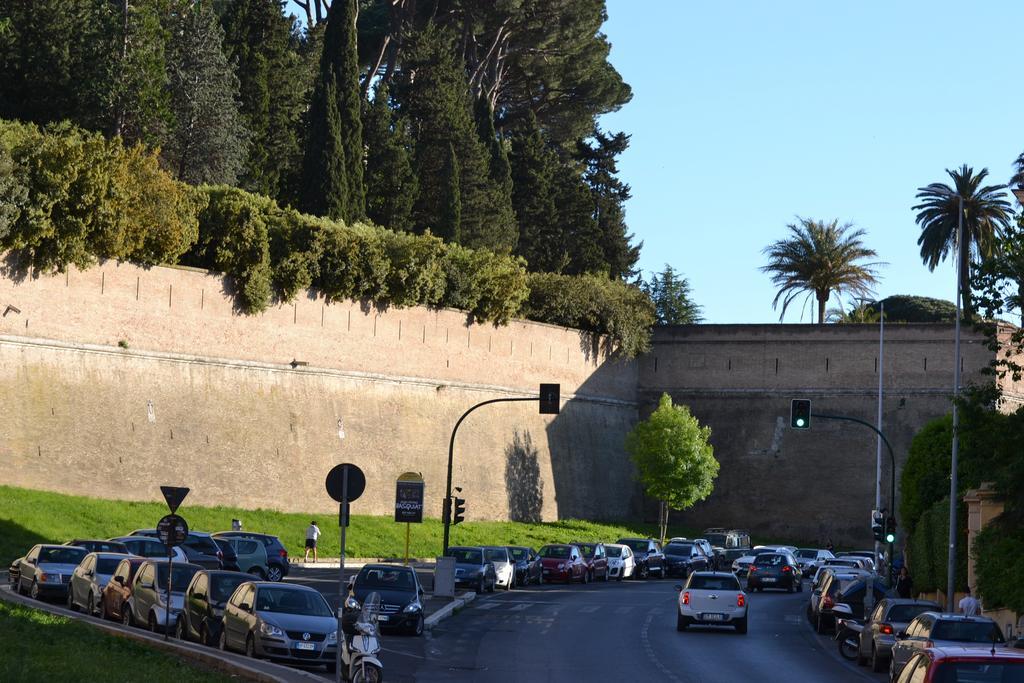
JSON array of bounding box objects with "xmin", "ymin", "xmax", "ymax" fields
[{"xmin": 160, "ymin": 486, "xmax": 190, "ymax": 513}]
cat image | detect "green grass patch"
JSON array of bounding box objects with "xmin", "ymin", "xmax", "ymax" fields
[
  {"xmin": 0, "ymin": 600, "xmax": 236, "ymax": 681},
  {"xmin": 0, "ymin": 485, "xmax": 695, "ymax": 564}
]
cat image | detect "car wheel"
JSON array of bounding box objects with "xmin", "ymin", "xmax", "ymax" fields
[
  {"xmin": 100, "ymin": 598, "xmax": 110, "ymax": 621},
  {"xmin": 408, "ymin": 614, "xmax": 424, "ymax": 636},
  {"xmin": 815, "ymin": 614, "xmax": 825, "ymax": 634},
  {"xmin": 537, "ymin": 571, "xmax": 543, "ymax": 586},
  {"xmin": 602, "ymin": 568, "xmax": 609, "ymax": 582},
  {"xmin": 176, "ymin": 617, "xmax": 187, "ymax": 640},
  {"xmin": 248, "ymin": 567, "xmax": 266, "ymax": 580},
  {"xmin": 477, "ymin": 576, "xmax": 485, "ymax": 594},
  {"xmin": 122, "ymin": 604, "xmax": 134, "ymax": 627},
  {"xmin": 487, "ymin": 577, "xmax": 495, "ymax": 593},
  {"xmin": 67, "ymin": 587, "xmax": 77, "ymax": 611},
  {"xmin": 639, "ymin": 564, "xmax": 649, "ymax": 580},
  {"xmin": 219, "ymin": 628, "xmax": 228, "ymax": 652},
  {"xmin": 88, "ymin": 591, "xmax": 97, "ymax": 616},
  {"xmin": 148, "ymin": 612, "xmax": 160, "ymax": 634},
  {"xmin": 245, "ymin": 633, "xmax": 257, "ymax": 659},
  {"xmin": 676, "ymin": 614, "xmax": 688, "ymax": 631},
  {"xmin": 30, "ymin": 581, "xmax": 41, "ymax": 601},
  {"xmin": 735, "ymin": 617, "xmax": 747, "ymax": 635},
  {"xmin": 872, "ymin": 645, "xmax": 886, "ymax": 673}
]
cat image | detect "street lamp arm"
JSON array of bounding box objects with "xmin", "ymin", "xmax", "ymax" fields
[{"xmin": 810, "ymin": 412, "xmax": 897, "ymax": 521}]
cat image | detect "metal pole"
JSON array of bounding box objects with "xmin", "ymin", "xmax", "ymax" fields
[
  {"xmin": 336, "ymin": 469, "xmax": 348, "ymax": 683},
  {"xmin": 875, "ymin": 301, "xmax": 884, "ymax": 574},
  {"xmin": 165, "ymin": 547, "xmax": 172, "ymax": 641},
  {"xmin": 405, "ymin": 523, "xmax": 410, "ymax": 566},
  {"xmin": 947, "ymin": 195, "xmax": 964, "ymax": 612}
]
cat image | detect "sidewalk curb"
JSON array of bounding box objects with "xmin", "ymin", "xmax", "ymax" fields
[
  {"xmin": 290, "ymin": 559, "xmax": 435, "ymax": 570},
  {"xmin": 423, "ymin": 591, "xmax": 476, "ymax": 630},
  {"xmin": 0, "ymin": 586, "xmax": 323, "ymax": 682}
]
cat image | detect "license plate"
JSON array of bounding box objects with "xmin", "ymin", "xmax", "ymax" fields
[
  {"xmin": 763, "ymin": 577, "xmax": 776, "ymax": 583},
  {"xmin": 295, "ymin": 642, "xmax": 316, "ymax": 651},
  {"xmin": 378, "ymin": 615, "xmax": 388, "ymax": 622},
  {"xmin": 701, "ymin": 613, "xmax": 725, "ymax": 622}
]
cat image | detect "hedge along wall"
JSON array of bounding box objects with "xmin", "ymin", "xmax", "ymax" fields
[
  {"xmin": 0, "ymin": 120, "xmax": 654, "ymax": 357},
  {"xmin": 908, "ymin": 497, "xmax": 969, "ymax": 594},
  {"xmin": 973, "ymin": 519, "xmax": 1024, "ymax": 613}
]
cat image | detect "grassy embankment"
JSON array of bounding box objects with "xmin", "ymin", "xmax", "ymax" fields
[
  {"xmin": 0, "ymin": 601, "xmax": 237, "ymax": 681},
  {"xmin": 1, "ymin": 485, "xmax": 694, "ymax": 565}
]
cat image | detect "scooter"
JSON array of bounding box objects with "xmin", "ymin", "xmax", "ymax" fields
[
  {"xmin": 340, "ymin": 591, "xmax": 384, "ymax": 683},
  {"xmin": 832, "ymin": 603, "xmax": 863, "ymax": 661}
]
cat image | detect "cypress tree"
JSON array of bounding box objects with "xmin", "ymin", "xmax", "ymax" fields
[
  {"xmin": 440, "ymin": 142, "xmax": 462, "ymax": 242},
  {"xmin": 578, "ymin": 129, "xmax": 641, "ymax": 279},
  {"xmin": 300, "ymin": 0, "xmax": 364, "ymax": 222},
  {"xmin": 510, "ymin": 111, "xmax": 559, "ymax": 271},
  {"xmin": 473, "ymin": 94, "xmax": 517, "ymax": 252},
  {"xmin": 363, "ymin": 85, "xmax": 417, "ymax": 231},
  {"xmin": 553, "ymin": 160, "xmax": 604, "ymax": 275}
]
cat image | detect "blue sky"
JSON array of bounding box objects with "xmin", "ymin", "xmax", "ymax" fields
[{"xmin": 600, "ymin": 0, "xmax": 1023, "ymax": 322}]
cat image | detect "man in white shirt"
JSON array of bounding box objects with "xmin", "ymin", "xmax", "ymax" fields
[
  {"xmin": 304, "ymin": 520, "xmax": 321, "ymax": 563},
  {"xmin": 959, "ymin": 586, "xmax": 981, "ymax": 617}
]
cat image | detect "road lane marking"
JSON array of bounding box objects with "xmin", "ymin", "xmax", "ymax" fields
[
  {"xmin": 507, "ymin": 604, "xmax": 530, "ymax": 611},
  {"xmin": 578, "ymin": 605, "xmax": 600, "ymax": 613},
  {"xmin": 640, "ymin": 610, "xmax": 685, "ymax": 683},
  {"xmin": 615, "ymin": 606, "xmax": 634, "ymax": 614}
]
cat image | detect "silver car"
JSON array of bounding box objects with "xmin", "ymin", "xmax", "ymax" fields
[
  {"xmin": 220, "ymin": 582, "xmax": 338, "ymax": 671},
  {"xmin": 67, "ymin": 552, "xmax": 128, "ymax": 615},
  {"xmin": 483, "ymin": 546, "xmax": 515, "ymax": 590},
  {"xmin": 127, "ymin": 560, "xmax": 202, "ymax": 633},
  {"xmin": 675, "ymin": 571, "xmax": 748, "ymax": 633},
  {"xmin": 856, "ymin": 598, "xmax": 940, "ymax": 672},
  {"xmin": 889, "ymin": 612, "xmax": 1006, "ymax": 680}
]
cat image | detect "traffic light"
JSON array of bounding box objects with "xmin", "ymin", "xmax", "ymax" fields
[
  {"xmin": 539, "ymin": 383, "xmax": 561, "ymax": 414},
  {"xmin": 791, "ymin": 399, "xmax": 811, "ymax": 429},
  {"xmin": 872, "ymin": 510, "xmax": 884, "ymax": 542},
  {"xmin": 885, "ymin": 516, "xmax": 897, "ymax": 544},
  {"xmin": 442, "ymin": 497, "xmax": 452, "ymax": 524},
  {"xmin": 452, "ymin": 496, "xmax": 466, "ymax": 525}
]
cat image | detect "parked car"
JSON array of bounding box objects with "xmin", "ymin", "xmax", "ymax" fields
[
  {"xmin": 64, "ymin": 539, "xmax": 129, "ymax": 555},
  {"xmin": 890, "ymin": 612, "xmax": 1006, "ymax": 680},
  {"xmin": 702, "ymin": 528, "xmax": 752, "ymax": 567},
  {"xmin": 663, "ymin": 541, "xmax": 712, "ymax": 578},
  {"xmin": 675, "ymin": 571, "xmax": 748, "ymax": 634},
  {"xmin": 177, "ymin": 569, "xmax": 252, "ymax": 646},
  {"xmin": 838, "ymin": 551, "xmax": 877, "ymax": 570},
  {"xmin": 10, "ymin": 544, "xmax": 87, "ymax": 601},
  {"xmin": 342, "ymin": 564, "xmax": 425, "ymax": 636},
  {"xmin": 617, "ymin": 538, "xmax": 664, "ymax": 579},
  {"xmin": 893, "ymin": 647, "xmax": 1024, "ymax": 683},
  {"xmin": 213, "ymin": 538, "xmax": 241, "ymax": 572},
  {"xmin": 667, "ymin": 538, "xmax": 717, "ymax": 569},
  {"xmin": 128, "ymin": 529, "xmax": 222, "ymax": 570},
  {"xmin": 856, "ymin": 598, "xmax": 941, "ymax": 672},
  {"xmin": 538, "ymin": 544, "xmax": 588, "ymax": 584},
  {"xmin": 215, "ymin": 536, "xmax": 273, "ymax": 578},
  {"xmin": 67, "ymin": 551, "xmax": 128, "ymax": 615},
  {"xmin": 213, "ymin": 532, "xmax": 289, "ymax": 582},
  {"xmin": 483, "ymin": 546, "xmax": 516, "ymax": 590},
  {"xmin": 747, "ymin": 552, "xmax": 802, "ymax": 592},
  {"xmin": 446, "ymin": 546, "xmax": 496, "ymax": 593},
  {"xmin": 807, "ymin": 569, "xmax": 861, "ymax": 625},
  {"xmin": 127, "ymin": 560, "xmax": 203, "ymax": 632},
  {"xmin": 571, "ymin": 542, "xmax": 610, "ymax": 582},
  {"xmin": 98, "ymin": 556, "xmax": 146, "ymax": 623},
  {"xmin": 732, "ymin": 546, "xmax": 792, "ymax": 576},
  {"xmin": 110, "ymin": 536, "xmax": 189, "ymax": 563},
  {"xmin": 507, "ymin": 546, "xmax": 542, "ymax": 586},
  {"xmin": 605, "ymin": 543, "xmax": 635, "ymax": 581},
  {"xmin": 814, "ymin": 574, "xmax": 891, "ymax": 634},
  {"xmin": 794, "ymin": 548, "xmax": 834, "ymax": 576},
  {"xmin": 220, "ymin": 581, "xmax": 338, "ymax": 671}
]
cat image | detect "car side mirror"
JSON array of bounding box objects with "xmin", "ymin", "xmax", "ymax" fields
[
  {"xmin": 240, "ymin": 603, "xmax": 251, "ymax": 613},
  {"xmin": 27, "ymin": 558, "xmax": 36, "ymax": 566}
]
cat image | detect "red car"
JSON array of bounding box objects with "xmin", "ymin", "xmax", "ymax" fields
[
  {"xmin": 99, "ymin": 557, "xmax": 146, "ymax": 624},
  {"xmin": 571, "ymin": 542, "xmax": 610, "ymax": 582},
  {"xmin": 893, "ymin": 646, "xmax": 1024, "ymax": 682},
  {"xmin": 539, "ymin": 544, "xmax": 588, "ymax": 584}
]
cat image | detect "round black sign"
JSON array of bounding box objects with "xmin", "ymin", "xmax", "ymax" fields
[
  {"xmin": 157, "ymin": 514, "xmax": 189, "ymax": 547},
  {"xmin": 325, "ymin": 463, "xmax": 366, "ymax": 503}
]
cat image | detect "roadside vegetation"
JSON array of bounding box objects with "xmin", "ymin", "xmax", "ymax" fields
[{"xmin": 0, "ymin": 600, "xmax": 235, "ymax": 682}]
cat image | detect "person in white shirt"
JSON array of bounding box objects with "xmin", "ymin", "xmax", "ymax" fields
[
  {"xmin": 959, "ymin": 586, "xmax": 981, "ymax": 617},
  {"xmin": 304, "ymin": 520, "xmax": 321, "ymax": 563}
]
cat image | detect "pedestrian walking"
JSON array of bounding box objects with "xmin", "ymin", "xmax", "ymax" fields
[
  {"xmin": 959, "ymin": 586, "xmax": 981, "ymax": 616},
  {"xmin": 895, "ymin": 566, "xmax": 914, "ymax": 599},
  {"xmin": 304, "ymin": 520, "xmax": 321, "ymax": 563},
  {"xmin": 825, "ymin": 538, "xmax": 835, "ymax": 554}
]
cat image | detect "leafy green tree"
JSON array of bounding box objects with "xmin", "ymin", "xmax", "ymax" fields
[
  {"xmin": 509, "ymin": 111, "xmax": 560, "ymax": 271},
  {"xmin": 578, "ymin": 128, "xmax": 640, "ymax": 279},
  {"xmin": 164, "ymin": 1, "xmax": 249, "ymax": 185},
  {"xmin": 300, "ymin": 0, "xmax": 364, "ymax": 223},
  {"xmin": 624, "ymin": 393, "xmax": 719, "ymax": 543},
  {"xmin": 913, "ymin": 165, "xmax": 1013, "ymax": 321},
  {"xmin": 0, "ymin": 144, "xmax": 27, "ymax": 242},
  {"xmin": 362, "ymin": 85, "xmax": 417, "ymax": 231},
  {"xmin": 760, "ymin": 217, "xmax": 884, "ymax": 324},
  {"xmin": 221, "ymin": 0, "xmax": 306, "ymax": 199},
  {"xmin": 644, "ymin": 265, "xmax": 703, "ymax": 325}
]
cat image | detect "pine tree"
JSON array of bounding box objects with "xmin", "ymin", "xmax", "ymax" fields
[
  {"xmin": 579, "ymin": 128, "xmax": 640, "ymax": 279},
  {"xmin": 221, "ymin": 0, "xmax": 306, "ymax": 199},
  {"xmin": 440, "ymin": 142, "xmax": 462, "ymax": 242},
  {"xmin": 643, "ymin": 265, "xmax": 703, "ymax": 324},
  {"xmin": 164, "ymin": 1, "xmax": 249, "ymax": 185},
  {"xmin": 509, "ymin": 111, "xmax": 559, "ymax": 271},
  {"xmin": 552, "ymin": 161, "xmax": 604, "ymax": 275},
  {"xmin": 363, "ymin": 85, "xmax": 417, "ymax": 231},
  {"xmin": 473, "ymin": 94, "xmax": 517, "ymax": 252},
  {"xmin": 300, "ymin": 0, "xmax": 364, "ymax": 222}
]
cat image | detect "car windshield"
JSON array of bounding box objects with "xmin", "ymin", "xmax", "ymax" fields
[
  {"xmin": 508, "ymin": 548, "xmax": 528, "ymax": 561},
  {"xmin": 888, "ymin": 604, "xmax": 936, "ymax": 623},
  {"xmin": 932, "ymin": 661, "xmax": 1024, "ymax": 682},
  {"xmin": 357, "ymin": 567, "xmax": 415, "ymax": 590},
  {"xmin": 155, "ymin": 564, "xmax": 200, "ymax": 592},
  {"xmin": 796, "ymin": 548, "xmax": 818, "ymax": 558},
  {"xmin": 255, "ymin": 587, "xmax": 332, "ymax": 617},
  {"xmin": 575, "ymin": 544, "xmax": 596, "ymax": 557},
  {"xmin": 704, "ymin": 534, "xmax": 727, "ymax": 547},
  {"xmin": 665, "ymin": 543, "xmax": 694, "ymax": 555},
  {"xmin": 605, "ymin": 546, "xmax": 623, "ymax": 558},
  {"xmin": 96, "ymin": 558, "xmax": 122, "ymax": 574},
  {"xmin": 620, "ymin": 540, "xmax": 649, "ymax": 552},
  {"xmin": 39, "ymin": 547, "xmax": 86, "ymax": 565},
  {"xmin": 932, "ymin": 620, "xmax": 1005, "ymax": 643},
  {"xmin": 185, "ymin": 536, "xmax": 220, "ymax": 554},
  {"xmin": 755, "ymin": 554, "xmax": 786, "ymax": 566},
  {"xmin": 484, "ymin": 548, "xmax": 508, "ymax": 563},
  {"xmin": 688, "ymin": 575, "xmax": 741, "ymax": 590},
  {"xmin": 210, "ymin": 574, "xmax": 249, "ymax": 603},
  {"xmin": 447, "ymin": 548, "xmax": 482, "ymax": 564},
  {"xmin": 540, "ymin": 546, "xmax": 571, "ymax": 559}
]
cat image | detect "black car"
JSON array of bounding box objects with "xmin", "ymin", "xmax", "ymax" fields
[
  {"xmin": 662, "ymin": 541, "xmax": 711, "ymax": 578},
  {"xmin": 814, "ymin": 573, "xmax": 891, "ymax": 633},
  {"xmin": 10, "ymin": 545, "xmax": 88, "ymax": 600},
  {"xmin": 507, "ymin": 546, "xmax": 542, "ymax": 586},
  {"xmin": 64, "ymin": 539, "xmax": 130, "ymax": 554},
  {"xmin": 177, "ymin": 570, "xmax": 250, "ymax": 646},
  {"xmin": 616, "ymin": 538, "xmax": 664, "ymax": 579},
  {"xmin": 343, "ymin": 564, "xmax": 425, "ymax": 636},
  {"xmin": 446, "ymin": 546, "xmax": 496, "ymax": 593},
  {"xmin": 746, "ymin": 552, "xmax": 802, "ymax": 592},
  {"xmin": 213, "ymin": 539, "xmax": 241, "ymax": 572},
  {"xmin": 128, "ymin": 529, "xmax": 223, "ymax": 569},
  {"xmin": 213, "ymin": 531, "xmax": 290, "ymax": 582}
]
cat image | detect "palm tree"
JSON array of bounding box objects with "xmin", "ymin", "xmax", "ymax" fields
[
  {"xmin": 761, "ymin": 218, "xmax": 884, "ymax": 324},
  {"xmin": 826, "ymin": 299, "xmax": 884, "ymax": 324},
  {"xmin": 913, "ymin": 165, "xmax": 1012, "ymax": 321}
]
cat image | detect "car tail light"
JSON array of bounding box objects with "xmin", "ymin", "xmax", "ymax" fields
[
  {"xmin": 880, "ymin": 623, "xmax": 893, "ymax": 635},
  {"xmin": 782, "ymin": 566, "xmax": 792, "ymax": 573},
  {"xmin": 279, "ymin": 549, "xmax": 288, "ymax": 559},
  {"xmin": 737, "ymin": 594, "xmax": 745, "ymax": 607},
  {"xmin": 682, "ymin": 592, "xmax": 690, "ymax": 605},
  {"xmin": 749, "ymin": 566, "xmax": 756, "ymax": 573},
  {"xmin": 822, "ymin": 596, "xmax": 834, "ymax": 609}
]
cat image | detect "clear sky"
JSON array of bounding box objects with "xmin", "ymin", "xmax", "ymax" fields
[{"xmin": 600, "ymin": 0, "xmax": 1024, "ymax": 323}]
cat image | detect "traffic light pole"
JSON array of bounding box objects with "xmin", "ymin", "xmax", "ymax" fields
[
  {"xmin": 812, "ymin": 412, "xmax": 897, "ymax": 586},
  {"xmin": 442, "ymin": 397, "xmax": 540, "ymax": 555}
]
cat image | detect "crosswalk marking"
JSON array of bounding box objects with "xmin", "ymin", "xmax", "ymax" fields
[
  {"xmin": 578, "ymin": 605, "xmax": 600, "ymax": 613},
  {"xmin": 507, "ymin": 603, "xmax": 530, "ymax": 611},
  {"xmin": 473, "ymin": 601, "xmax": 500, "ymax": 610}
]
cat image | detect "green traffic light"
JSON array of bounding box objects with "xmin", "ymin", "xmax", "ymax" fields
[
  {"xmin": 886, "ymin": 533, "xmax": 895, "ymax": 543},
  {"xmin": 796, "ymin": 418, "xmax": 806, "ymax": 427}
]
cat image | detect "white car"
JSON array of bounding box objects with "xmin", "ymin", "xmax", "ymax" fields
[
  {"xmin": 731, "ymin": 546, "xmax": 791, "ymax": 575},
  {"xmin": 605, "ymin": 543, "xmax": 635, "ymax": 580},
  {"xmin": 676, "ymin": 571, "xmax": 748, "ymax": 633},
  {"xmin": 794, "ymin": 548, "xmax": 834, "ymax": 576},
  {"xmin": 484, "ymin": 546, "xmax": 516, "ymax": 589}
]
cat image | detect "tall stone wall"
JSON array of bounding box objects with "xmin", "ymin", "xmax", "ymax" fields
[{"xmin": 0, "ymin": 260, "xmax": 639, "ymax": 520}]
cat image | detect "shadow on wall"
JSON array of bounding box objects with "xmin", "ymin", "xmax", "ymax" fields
[
  {"xmin": 0, "ymin": 517, "xmax": 45, "ymax": 566},
  {"xmin": 505, "ymin": 430, "xmax": 543, "ymax": 523}
]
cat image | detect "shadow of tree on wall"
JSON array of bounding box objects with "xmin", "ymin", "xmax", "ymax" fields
[{"xmin": 505, "ymin": 430, "xmax": 543, "ymax": 523}]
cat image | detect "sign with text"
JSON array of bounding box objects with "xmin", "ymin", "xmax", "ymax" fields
[
  {"xmin": 157, "ymin": 514, "xmax": 189, "ymax": 547},
  {"xmin": 395, "ymin": 472, "xmax": 425, "ymax": 523}
]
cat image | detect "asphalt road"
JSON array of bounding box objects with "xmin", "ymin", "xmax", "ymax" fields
[{"xmin": 288, "ymin": 572, "xmax": 889, "ymax": 683}]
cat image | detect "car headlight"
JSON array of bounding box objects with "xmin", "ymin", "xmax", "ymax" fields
[
  {"xmin": 403, "ymin": 601, "xmax": 422, "ymax": 613},
  {"xmin": 344, "ymin": 596, "xmax": 360, "ymax": 610},
  {"xmin": 327, "ymin": 630, "xmax": 337, "ymax": 643},
  {"xmin": 259, "ymin": 622, "xmax": 284, "ymax": 637}
]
